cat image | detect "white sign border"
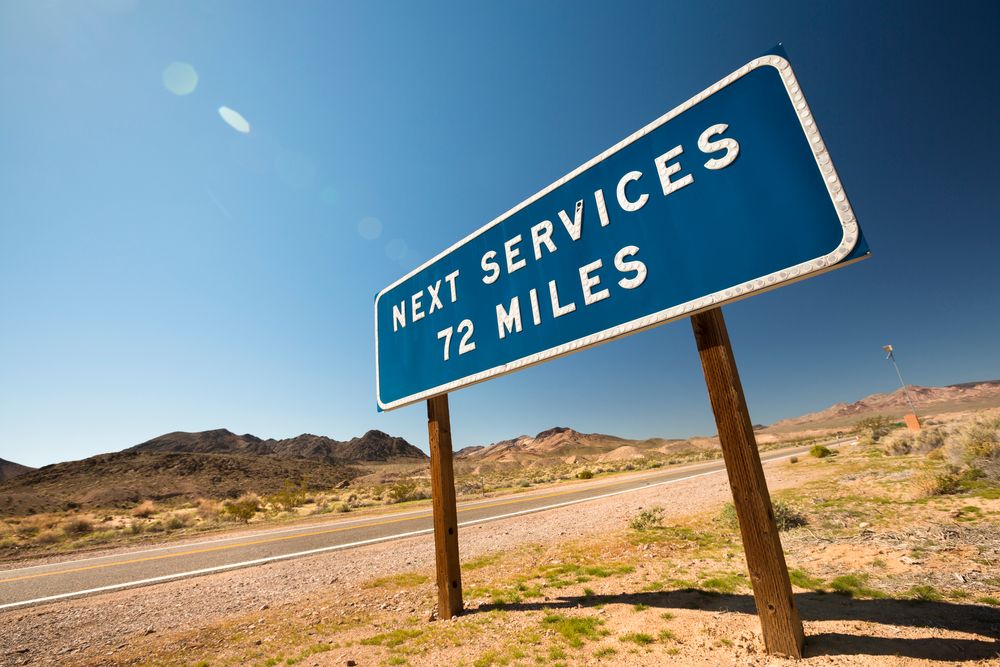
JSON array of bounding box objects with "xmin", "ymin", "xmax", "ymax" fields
[{"xmin": 375, "ymin": 55, "xmax": 862, "ymax": 411}]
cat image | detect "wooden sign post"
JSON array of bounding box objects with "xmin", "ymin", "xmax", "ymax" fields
[
  {"xmin": 379, "ymin": 51, "xmax": 865, "ymax": 656},
  {"xmin": 426, "ymin": 393, "xmax": 463, "ymax": 619},
  {"xmin": 691, "ymin": 307, "xmax": 805, "ymax": 658}
]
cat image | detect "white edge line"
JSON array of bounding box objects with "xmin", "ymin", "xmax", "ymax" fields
[
  {"xmin": 0, "ymin": 460, "xmax": 713, "ymax": 576},
  {"xmin": 0, "ymin": 448, "xmax": 817, "ymax": 611},
  {"xmin": 374, "ymin": 53, "xmax": 861, "ymax": 411}
]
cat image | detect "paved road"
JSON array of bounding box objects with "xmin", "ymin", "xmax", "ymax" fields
[{"xmin": 0, "ymin": 441, "xmax": 847, "ymax": 610}]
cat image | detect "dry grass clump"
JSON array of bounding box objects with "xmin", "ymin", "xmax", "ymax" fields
[
  {"xmin": 132, "ymin": 500, "xmax": 157, "ymax": 518},
  {"xmin": 910, "ymin": 415, "xmax": 1000, "ymax": 498},
  {"xmin": 61, "ymin": 517, "xmax": 94, "ymax": 537},
  {"xmin": 196, "ymin": 497, "xmax": 221, "ymax": 521},
  {"xmin": 947, "ymin": 417, "xmax": 1000, "ymax": 470},
  {"xmin": 913, "ymin": 470, "xmax": 962, "ymax": 498},
  {"xmin": 884, "ymin": 427, "xmax": 946, "ymax": 456}
]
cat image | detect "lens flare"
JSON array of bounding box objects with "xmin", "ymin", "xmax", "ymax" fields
[
  {"xmin": 162, "ymin": 62, "xmax": 198, "ymax": 96},
  {"xmin": 358, "ymin": 217, "xmax": 383, "ymax": 240},
  {"xmin": 218, "ymin": 106, "xmax": 251, "ymax": 133}
]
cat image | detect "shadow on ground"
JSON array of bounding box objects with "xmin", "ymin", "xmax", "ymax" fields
[{"xmin": 476, "ymin": 589, "xmax": 1000, "ymax": 661}]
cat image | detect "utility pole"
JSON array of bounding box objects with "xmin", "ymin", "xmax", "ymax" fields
[{"xmin": 883, "ymin": 345, "xmax": 920, "ymax": 431}]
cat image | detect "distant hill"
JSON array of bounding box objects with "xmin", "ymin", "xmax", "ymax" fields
[
  {"xmin": 129, "ymin": 428, "xmax": 427, "ymax": 463},
  {"xmin": 766, "ymin": 380, "xmax": 1000, "ymax": 433},
  {"xmin": 0, "ymin": 429, "xmax": 424, "ymax": 515},
  {"xmin": 455, "ymin": 426, "xmax": 714, "ymax": 470},
  {"xmin": 0, "ymin": 458, "xmax": 34, "ymax": 482},
  {"xmin": 0, "ymin": 451, "xmax": 357, "ymax": 515}
]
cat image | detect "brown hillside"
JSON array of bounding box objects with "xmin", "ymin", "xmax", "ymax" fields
[
  {"xmin": 766, "ymin": 380, "xmax": 1000, "ymax": 433},
  {"xmin": 0, "ymin": 458, "xmax": 34, "ymax": 482},
  {"xmin": 0, "ymin": 451, "xmax": 357, "ymax": 515},
  {"xmin": 456, "ymin": 427, "xmax": 692, "ymax": 466},
  {"xmin": 129, "ymin": 428, "xmax": 427, "ymax": 463}
]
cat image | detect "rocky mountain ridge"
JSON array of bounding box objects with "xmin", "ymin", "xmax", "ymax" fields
[{"xmin": 128, "ymin": 428, "xmax": 427, "ymax": 463}]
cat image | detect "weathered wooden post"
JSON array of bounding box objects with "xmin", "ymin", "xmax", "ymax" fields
[
  {"xmin": 692, "ymin": 307, "xmax": 804, "ymax": 658},
  {"xmin": 426, "ymin": 393, "xmax": 463, "ymax": 619},
  {"xmin": 374, "ymin": 49, "xmax": 865, "ymax": 656}
]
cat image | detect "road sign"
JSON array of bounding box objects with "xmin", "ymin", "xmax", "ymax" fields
[{"xmin": 375, "ymin": 48, "xmax": 868, "ymax": 411}]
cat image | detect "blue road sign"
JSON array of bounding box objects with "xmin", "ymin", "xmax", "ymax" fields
[{"xmin": 375, "ymin": 47, "xmax": 868, "ymax": 411}]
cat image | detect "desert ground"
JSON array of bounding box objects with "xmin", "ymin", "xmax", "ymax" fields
[{"xmin": 1, "ymin": 407, "xmax": 998, "ymax": 666}]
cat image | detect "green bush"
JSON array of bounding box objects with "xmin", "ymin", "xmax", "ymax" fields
[
  {"xmin": 856, "ymin": 416, "xmax": 895, "ymax": 443},
  {"xmin": 223, "ymin": 494, "xmax": 261, "ymax": 522},
  {"xmin": 576, "ymin": 469, "xmax": 594, "ymax": 480},
  {"xmin": 388, "ymin": 478, "xmax": 428, "ymax": 503},
  {"xmin": 809, "ymin": 445, "xmax": 833, "ymax": 458},
  {"xmin": 164, "ymin": 514, "xmax": 187, "ymax": 531},
  {"xmin": 267, "ymin": 480, "xmax": 309, "ymax": 511}
]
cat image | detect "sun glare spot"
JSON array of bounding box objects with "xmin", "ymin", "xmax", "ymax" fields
[
  {"xmin": 358, "ymin": 217, "xmax": 383, "ymax": 241},
  {"xmin": 162, "ymin": 62, "xmax": 198, "ymax": 96},
  {"xmin": 219, "ymin": 106, "xmax": 251, "ymax": 134},
  {"xmin": 321, "ymin": 186, "xmax": 340, "ymax": 206},
  {"xmin": 386, "ymin": 238, "xmax": 408, "ymax": 261}
]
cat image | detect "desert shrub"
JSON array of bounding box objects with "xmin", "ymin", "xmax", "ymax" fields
[
  {"xmin": 773, "ymin": 501, "xmax": 808, "ymax": 530},
  {"xmin": 223, "ymin": 494, "xmax": 261, "ymax": 522},
  {"xmin": 957, "ymin": 419, "xmax": 1000, "ymax": 464},
  {"xmin": 125, "ymin": 522, "xmax": 144, "ymax": 535},
  {"xmin": 856, "ymin": 416, "xmax": 895, "ymax": 443},
  {"xmin": 388, "ymin": 478, "xmax": 428, "ymax": 503},
  {"xmin": 335, "ymin": 502, "xmax": 351, "ymax": 513},
  {"xmin": 789, "ymin": 456, "xmax": 799, "ymax": 464},
  {"xmin": 883, "ymin": 432, "xmax": 914, "ymax": 456},
  {"xmin": 62, "ymin": 517, "xmax": 94, "ymax": 537},
  {"xmin": 630, "ymin": 506, "xmax": 665, "ymax": 531},
  {"xmin": 132, "ymin": 500, "xmax": 157, "ymax": 518},
  {"xmin": 913, "ymin": 428, "xmax": 947, "ymax": 454},
  {"xmin": 576, "ymin": 469, "xmax": 594, "ymax": 480},
  {"xmin": 810, "ymin": 445, "xmax": 833, "ymax": 458},
  {"xmin": 14, "ymin": 518, "xmax": 43, "ymax": 538},
  {"xmin": 720, "ymin": 501, "xmax": 806, "ymax": 531},
  {"xmin": 164, "ymin": 513, "xmax": 189, "ymax": 531},
  {"xmin": 34, "ymin": 530, "xmax": 61, "ymax": 545},
  {"xmin": 914, "ymin": 469, "xmax": 962, "ymax": 497},
  {"xmin": 195, "ymin": 498, "xmax": 221, "ymax": 521},
  {"xmin": 516, "ymin": 479, "xmax": 531, "ymax": 488},
  {"xmin": 268, "ymin": 480, "xmax": 309, "ymax": 511}
]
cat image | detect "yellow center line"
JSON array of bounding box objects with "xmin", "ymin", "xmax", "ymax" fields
[{"xmin": 0, "ymin": 472, "xmax": 673, "ymax": 585}]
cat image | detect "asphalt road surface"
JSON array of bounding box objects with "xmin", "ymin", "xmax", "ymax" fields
[{"xmin": 0, "ymin": 441, "xmax": 848, "ymax": 610}]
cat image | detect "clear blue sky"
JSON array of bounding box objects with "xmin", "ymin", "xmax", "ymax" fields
[{"xmin": 2, "ymin": 1, "xmax": 998, "ymax": 468}]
